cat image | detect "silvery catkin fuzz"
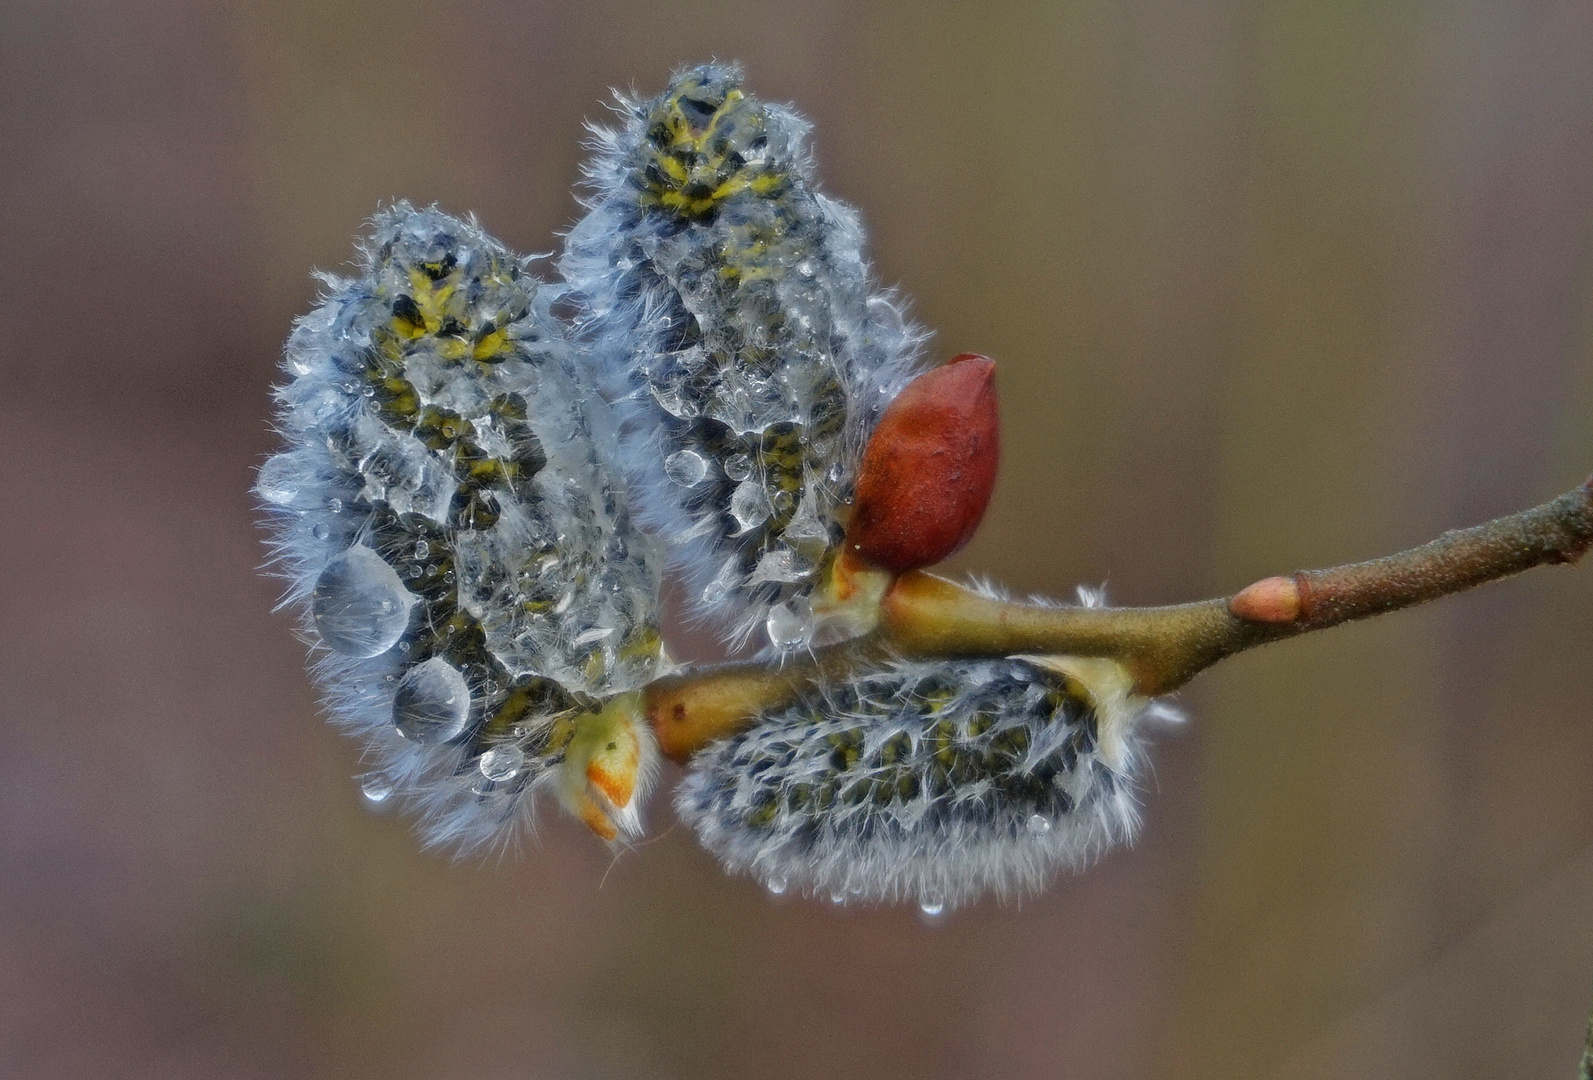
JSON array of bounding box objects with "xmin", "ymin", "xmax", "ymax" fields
[
  {"xmin": 560, "ymin": 63, "xmax": 926, "ymax": 650},
  {"xmin": 257, "ymin": 203, "xmax": 664, "ymax": 853},
  {"xmin": 676, "ymin": 655, "xmax": 1172, "ymax": 911}
]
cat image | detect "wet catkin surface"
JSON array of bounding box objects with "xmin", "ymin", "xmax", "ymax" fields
[{"xmin": 3, "ymin": 3, "xmax": 1593, "ymax": 1079}]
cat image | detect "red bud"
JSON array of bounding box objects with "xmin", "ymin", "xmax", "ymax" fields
[{"xmin": 845, "ymin": 354, "xmax": 999, "ymax": 573}]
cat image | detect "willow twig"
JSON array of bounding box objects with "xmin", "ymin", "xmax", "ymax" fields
[{"xmin": 646, "ymin": 476, "xmax": 1593, "ymax": 760}]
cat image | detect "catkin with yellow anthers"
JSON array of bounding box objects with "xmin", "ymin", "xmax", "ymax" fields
[
  {"xmin": 560, "ymin": 63, "xmax": 927, "ymax": 651},
  {"xmin": 257, "ymin": 203, "xmax": 663, "ymax": 853},
  {"xmin": 676, "ymin": 657, "xmax": 1166, "ymax": 911}
]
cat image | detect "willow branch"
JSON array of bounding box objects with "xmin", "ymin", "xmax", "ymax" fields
[
  {"xmin": 646, "ymin": 476, "xmax": 1593, "ymax": 760},
  {"xmin": 646, "ymin": 633, "xmax": 896, "ymax": 760}
]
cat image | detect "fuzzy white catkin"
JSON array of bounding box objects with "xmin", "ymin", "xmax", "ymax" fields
[
  {"xmin": 676, "ymin": 657, "xmax": 1160, "ymax": 911},
  {"xmin": 560, "ymin": 63, "xmax": 927, "ymax": 650},
  {"xmin": 257, "ymin": 203, "xmax": 663, "ymax": 853}
]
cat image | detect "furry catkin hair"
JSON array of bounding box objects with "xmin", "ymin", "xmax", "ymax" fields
[
  {"xmin": 676, "ymin": 657, "xmax": 1160, "ymax": 911},
  {"xmin": 560, "ymin": 63, "xmax": 926, "ymax": 650},
  {"xmin": 257, "ymin": 203, "xmax": 663, "ymax": 853}
]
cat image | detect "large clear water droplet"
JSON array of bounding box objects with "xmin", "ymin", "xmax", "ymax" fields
[
  {"xmin": 919, "ymin": 897, "xmax": 945, "ymax": 918},
  {"xmin": 722, "ymin": 453, "xmax": 753, "ymax": 481},
  {"xmin": 664, "ymin": 449, "xmax": 708, "ymax": 486},
  {"xmin": 477, "ymin": 744, "xmax": 525, "ymax": 783},
  {"xmin": 392, "ymin": 657, "xmax": 471, "ymax": 744},
  {"xmin": 729, "ymin": 480, "xmax": 771, "ymax": 533},
  {"xmin": 359, "ymin": 772, "xmax": 394, "ymax": 804},
  {"xmin": 781, "ymin": 495, "xmax": 828, "ymax": 542},
  {"xmin": 1026, "ymin": 813, "xmax": 1052, "ymax": 835},
  {"xmin": 312, "ymin": 547, "xmax": 414, "ymax": 656},
  {"xmin": 766, "ymin": 875, "xmax": 788, "ymax": 896},
  {"xmin": 255, "ymin": 452, "xmax": 315, "ymax": 507},
  {"xmin": 765, "ymin": 601, "xmax": 809, "ymax": 649}
]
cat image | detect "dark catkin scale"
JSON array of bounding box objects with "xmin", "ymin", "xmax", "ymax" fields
[
  {"xmin": 257, "ymin": 203, "xmax": 662, "ymax": 853},
  {"xmin": 562, "ymin": 63, "xmax": 926, "ymax": 648},
  {"xmin": 676, "ymin": 658, "xmax": 1150, "ymax": 910}
]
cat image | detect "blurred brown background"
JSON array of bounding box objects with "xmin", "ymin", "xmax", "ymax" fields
[{"xmin": 3, "ymin": 1, "xmax": 1592, "ymax": 1077}]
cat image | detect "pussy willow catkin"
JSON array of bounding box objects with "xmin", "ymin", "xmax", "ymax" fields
[
  {"xmin": 258, "ymin": 70, "xmax": 1183, "ymax": 906},
  {"xmin": 677, "ymin": 656, "xmax": 1160, "ymax": 911},
  {"xmin": 560, "ymin": 63, "xmax": 926, "ymax": 650},
  {"xmin": 257, "ymin": 204, "xmax": 663, "ymax": 852}
]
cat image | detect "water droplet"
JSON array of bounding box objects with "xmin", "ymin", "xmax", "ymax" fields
[
  {"xmin": 919, "ymin": 898, "xmax": 945, "ymax": 918},
  {"xmin": 765, "ymin": 602, "xmax": 809, "ymax": 648},
  {"xmin": 478, "ymin": 744, "xmax": 525, "ymax": 782},
  {"xmin": 749, "ymin": 548, "xmax": 810, "ymax": 586},
  {"xmin": 1027, "ymin": 813, "xmax": 1052, "ymax": 835},
  {"xmin": 729, "ymin": 481, "xmax": 771, "ymax": 532},
  {"xmin": 723, "ymin": 453, "xmax": 753, "ymax": 481},
  {"xmin": 414, "ymin": 540, "xmax": 430, "ymax": 558},
  {"xmin": 327, "ymin": 497, "xmax": 343, "ymax": 514},
  {"xmin": 826, "ymin": 460, "xmax": 845, "ymax": 484},
  {"xmin": 664, "ymin": 449, "xmax": 708, "ymax": 486},
  {"xmin": 312, "ymin": 547, "xmax": 414, "ymax": 656},
  {"xmin": 288, "ymin": 386, "xmax": 350, "ymax": 431},
  {"xmin": 766, "ymin": 875, "xmax": 788, "ymax": 896},
  {"xmin": 255, "ymin": 453, "xmax": 310, "ymax": 507},
  {"xmin": 649, "ymin": 379, "xmax": 699, "ymax": 418},
  {"xmin": 297, "ymin": 303, "xmax": 337, "ymax": 334},
  {"xmin": 701, "ymin": 561, "xmax": 738, "ymax": 605},
  {"xmin": 391, "ymin": 657, "xmax": 471, "ymax": 744},
  {"xmin": 828, "ymin": 891, "xmax": 846, "ymax": 906},
  {"xmin": 311, "ymin": 522, "xmax": 331, "ymax": 540},
  {"xmin": 359, "ymin": 772, "xmax": 394, "ymax": 804}
]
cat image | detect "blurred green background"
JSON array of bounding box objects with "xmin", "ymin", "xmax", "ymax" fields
[{"xmin": 3, "ymin": 1, "xmax": 1593, "ymax": 1077}]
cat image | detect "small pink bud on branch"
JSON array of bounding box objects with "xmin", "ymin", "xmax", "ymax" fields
[{"xmin": 1228, "ymin": 576, "xmax": 1303, "ymax": 623}]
